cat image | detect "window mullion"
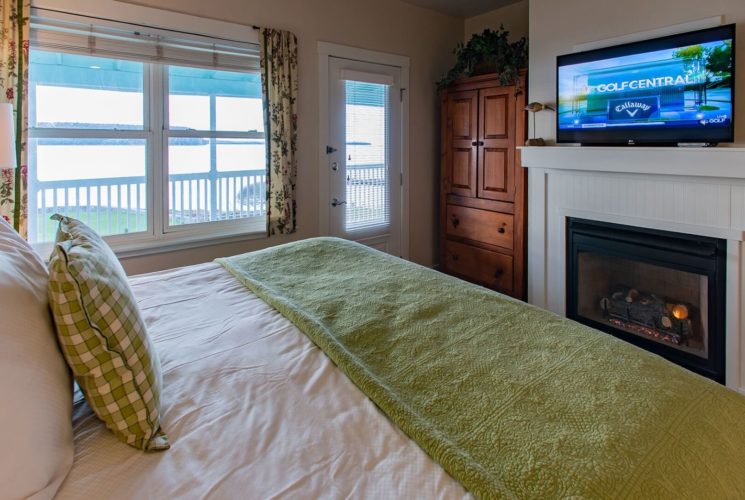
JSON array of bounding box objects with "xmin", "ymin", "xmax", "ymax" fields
[
  {"xmin": 165, "ymin": 130, "xmax": 264, "ymax": 139},
  {"xmin": 209, "ymin": 94, "xmax": 218, "ymax": 223},
  {"xmin": 149, "ymin": 62, "xmax": 165, "ymax": 240},
  {"xmin": 28, "ymin": 129, "xmax": 151, "ymax": 139}
]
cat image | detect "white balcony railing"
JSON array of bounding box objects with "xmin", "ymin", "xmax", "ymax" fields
[
  {"xmin": 28, "ymin": 163, "xmax": 388, "ymax": 243},
  {"xmin": 28, "ymin": 169, "xmax": 267, "ymax": 243}
]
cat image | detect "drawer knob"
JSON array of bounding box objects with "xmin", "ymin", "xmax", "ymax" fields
[
  {"xmin": 451, "ymin": 216, "xmax": 460, "ymax": 228},
  {"xmin": 494, "ymin": 268, "xmax": 504, "ymax": 278},
  {"xmin": 498, "ymin": 227, "xmax": 506, "ymax": 234},
  {"xmin": 451, "ymin": 253, "xmax": 460, "ymax": 262}
]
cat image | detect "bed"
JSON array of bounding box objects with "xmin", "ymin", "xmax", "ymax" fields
[
  {"xmin": 56, "ymin": 262, "xmax": 469, "ymax": 499},
  {"xmin": 4, "ymin": 222, "xmax": 745, "ymax": 499}
]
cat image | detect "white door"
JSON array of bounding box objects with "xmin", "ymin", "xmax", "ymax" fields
[{"xmin": 327, "ymin": 57, "xmax": 402, "ymax": 256}]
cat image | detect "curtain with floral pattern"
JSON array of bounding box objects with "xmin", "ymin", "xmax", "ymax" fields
[
  {"xmin": 0, "ymin": 0, "xmax": 28, "ymax": 237},
  {"xmin": 260, "ymin": 28, "xmax": 298, "ymax": 235}
]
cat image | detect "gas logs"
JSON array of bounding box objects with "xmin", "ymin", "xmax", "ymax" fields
[{"xmin": 600, "ymin": 286, "xmax": 693, "ymax": 345}]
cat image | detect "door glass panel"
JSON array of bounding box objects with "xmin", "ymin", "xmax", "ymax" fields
[{"xmin": 344, "ymin": 80, "xmax": 388, "ymax": 231}]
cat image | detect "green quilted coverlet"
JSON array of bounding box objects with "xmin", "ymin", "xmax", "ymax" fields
[{"xmin": 218, "ymin": 237, "xmax": 745, "ymax": 499}]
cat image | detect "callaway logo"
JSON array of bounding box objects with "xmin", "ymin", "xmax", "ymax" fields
[{"xmin": 614, "ymin": 101, "xmax": 652, "ymax": 118}]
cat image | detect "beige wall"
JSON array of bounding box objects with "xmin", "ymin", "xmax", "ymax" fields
[
  {"xmin": 464, "ymin": 0, "xmax": 528, "ymax": 42},
  {"xmin": 529, "ymin": 0, "xmax": 745, "ymax": 144},
  {"xmin": 110, "ymin": 0, "xmax": 462, "ymax": 274}
]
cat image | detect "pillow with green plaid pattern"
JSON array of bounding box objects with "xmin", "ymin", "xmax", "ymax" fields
[{"xmin": 47, "ymin": 214, "xmax": 169, "ymax": 452}]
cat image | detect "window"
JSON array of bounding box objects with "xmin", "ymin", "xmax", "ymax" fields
[
  {"xmin": 166, "ymin": 66, "xmax": 265, "ymax": 227},
  {"xmin": 27, "ymin": 13, "xmax": 265, "ymax": 250},
  {"xmin": 29, "ymin": 53, "xmax": 149, "ymax": 241}
]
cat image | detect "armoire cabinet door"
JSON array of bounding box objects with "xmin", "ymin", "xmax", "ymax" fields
[
  {"xmin": 439, "ymin": 72, "xmax": 527, "ymax": 300},
  {"xmin": 478, "ymin": 87, "xmax": 516, "ymax": 202},
  {"xmin": 447, "ymin": 90, "xmax": 478, "ymax": 198}
]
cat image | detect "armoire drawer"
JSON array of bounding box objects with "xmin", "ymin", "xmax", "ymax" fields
[
  {"xmin": 446, "ymin": 204, "xmax": 513, "ymax": 250},
  {"xmin": 444, "ymin": 240, "xmax": 513, "ymax": 293}
]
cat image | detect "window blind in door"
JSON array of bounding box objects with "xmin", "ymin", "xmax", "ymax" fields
[{"xmin": 343, "ymin": 79, "xmax": 390, "ymax": 231}]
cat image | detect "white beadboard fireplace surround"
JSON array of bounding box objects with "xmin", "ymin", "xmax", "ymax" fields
[{"xmin": 521, "ymin": 146, "xmax": 745, "ymax": 394}]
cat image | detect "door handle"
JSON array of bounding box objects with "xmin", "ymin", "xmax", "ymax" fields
[{"xmin": 331, "ymin": 198, "xmax": 347, "ymax": 207}]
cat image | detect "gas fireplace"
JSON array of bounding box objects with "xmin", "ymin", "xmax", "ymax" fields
[{"xmin": 567, "ymin": 218, "xmax": 726, "ymax": 383}]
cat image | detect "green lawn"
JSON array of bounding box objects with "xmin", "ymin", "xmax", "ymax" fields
[
  {"xmin": 37, "ymin": 208, "xmax": 148, "ymax": 242},
  {"xmin": 36, "ymin": 207, "xmax": 262, "ymax": 242}
]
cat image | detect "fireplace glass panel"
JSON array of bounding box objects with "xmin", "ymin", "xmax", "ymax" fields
[{"xmin": 577, "ymin": 252, "xmax": 709, "ymax": 359}]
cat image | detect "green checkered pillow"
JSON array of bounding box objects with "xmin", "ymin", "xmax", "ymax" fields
[{"xmin": 47, "ymin": 214, "xmax": 169, "ymax": 452}]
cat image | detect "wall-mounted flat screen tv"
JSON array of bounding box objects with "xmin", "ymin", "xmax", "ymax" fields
[{"xmin": 557, "ymin": 24, "xmax": 735, "ymax": 145}]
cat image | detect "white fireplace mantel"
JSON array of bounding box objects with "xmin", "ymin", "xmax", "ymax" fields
[
  {"xmin": 521, "ymin": 145, "xmax": 745, "ymax": 178},
  {"xmin": 521, "ymin": 145, "xmax": 745, "ymax": 393}
]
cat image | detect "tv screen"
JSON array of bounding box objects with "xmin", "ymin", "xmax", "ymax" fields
[{"xmin": 557, "ymin": 24, "xmax": 735, "ymax": 145}]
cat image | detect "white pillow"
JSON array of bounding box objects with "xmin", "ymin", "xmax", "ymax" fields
[{"xmin": 0, "ymin": 218, "xmax": 73, "ymax": 499}]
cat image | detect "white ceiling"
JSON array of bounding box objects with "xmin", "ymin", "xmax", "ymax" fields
[{"xmin": 400, "ymin": 0, "xmax": 522, "ymax": 18}]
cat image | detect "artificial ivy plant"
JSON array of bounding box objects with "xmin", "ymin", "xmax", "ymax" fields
[{"xmin": 438, "ymin": 26, "xmax": 528, "ymax": 88}]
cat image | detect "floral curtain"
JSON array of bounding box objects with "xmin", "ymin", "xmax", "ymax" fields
[
  {"xmin": 260, "ymin": 28, "xmax": 298, "ymax": 235},
  {"xmin": 0, "ymin": 0, "xmax": 28, "ymax": 237}
]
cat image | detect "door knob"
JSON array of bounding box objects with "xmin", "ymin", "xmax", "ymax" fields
[{"xmin": 331, "ymin": 198, "xmax": 347, "ymax": 207}]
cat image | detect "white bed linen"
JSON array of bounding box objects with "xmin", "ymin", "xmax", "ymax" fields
[{"xmin": 56, "ymin": 262, "xmax": 469, "ymax": 499}]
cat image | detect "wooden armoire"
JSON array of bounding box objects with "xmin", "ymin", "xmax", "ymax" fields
[{"xmin": 439, "ymin": 71, "xmax": 528, "ymax": 300}]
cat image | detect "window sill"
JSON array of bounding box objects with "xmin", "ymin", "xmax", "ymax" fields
[
  {"xmin": 113, "ymin": 227, "xmax": 268, "ymax": 259},
  {"xmin": 33, "ymin": 221, "xmax": 267, "ymax": 261}
]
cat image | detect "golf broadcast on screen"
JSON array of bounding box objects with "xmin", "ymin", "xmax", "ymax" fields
[{"xmin": 557, "ymin": 35, "xmax": 733, "ymax": 138}]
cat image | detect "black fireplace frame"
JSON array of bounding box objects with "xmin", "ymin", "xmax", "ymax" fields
[{"xmin": 566, "ymin": 218, "xmax": 727, "ymax": 383}]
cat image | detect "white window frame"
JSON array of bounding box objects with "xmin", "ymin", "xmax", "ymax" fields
[
  {"xmin": 157, "ymin": 65, "xmax": 267, "ymax": 239},
  {"xmin": 28, "ymin": 1, "xmax": 265, "ymax": 258}
]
